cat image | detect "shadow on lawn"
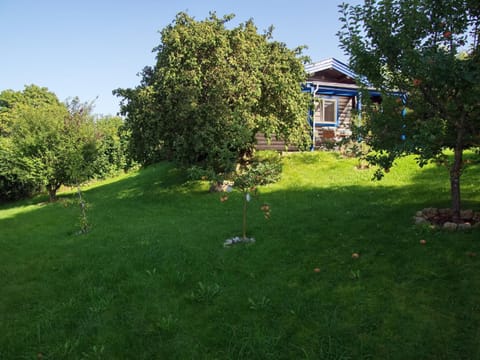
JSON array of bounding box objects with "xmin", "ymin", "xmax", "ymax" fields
[
  {"xmin": 85, "ymin": 162, "xmax": 193, "ymax": 201},
  {"xmin": 1, "ymin": 156, "xmax": 479, "ymax": 238},
  {"xmin": 408, "ymin": 159, "xmax": 480, "ymax": 210}
]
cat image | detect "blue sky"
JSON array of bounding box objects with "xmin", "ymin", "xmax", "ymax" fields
[{"xmin": 1, "ymin": 0, "xmax": 360, "ymax": 116}]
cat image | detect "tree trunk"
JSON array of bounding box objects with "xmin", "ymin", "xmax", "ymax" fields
[
  {"xmin": 450, "ymin": 146, "xmax": 463, "ymax": 222},
  {"xmin": 46, "ymin": 183, "xmax": 60, "ymax": 202},
  {"xmin": 449, "ymin": 117, "xmax": 467, "ymax": 222}
]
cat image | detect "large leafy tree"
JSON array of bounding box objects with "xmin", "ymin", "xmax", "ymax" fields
[
  {"xmin": 0, "ymin": 85, "xmax": 68, "ymax": 201},
  {"xmin": 1, "ymin": 86, "xmax": 129, "ymax": 203},
  {"xmin": 338, "ymin": 0, "xmax": 480, "ymax": 220},
  {"xmin": 0, "ymin": 86, "xmax": 98, "ymax": 202},
  {"xmin": 114, "ymin": 12, "xmax": 311, "ymax": 174}
]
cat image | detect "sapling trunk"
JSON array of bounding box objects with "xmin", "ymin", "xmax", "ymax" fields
[
  {"xmin": 450, "ymin": 146, "xmax": 463, "ymax": 222},
  {"xmin": 242, "ymin": 193, "xmax": 248, "ymax": 240},
  {"xmin": 77, "ymin": 185, "xmax": 89, "ymax": 234}
]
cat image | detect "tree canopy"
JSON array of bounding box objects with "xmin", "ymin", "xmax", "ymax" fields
[
  {"xmin": 1, "ymin": 86, "xmax": 66, "ymax": 201},
  {"xmin": 0, "ymin": 86, "xmax": 129, "ymax": 202},
  {"xmin": 114, "ymin": 12, "xmax": 311, "ymax": 175},
  {"xmin": 338, "ymin": 0, "xmax": 480, "ymax": 219}
]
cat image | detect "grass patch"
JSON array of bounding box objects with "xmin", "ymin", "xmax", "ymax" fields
[{"xmin": 1, "ymin": 152, "xmax": 479, "ymax": 359}]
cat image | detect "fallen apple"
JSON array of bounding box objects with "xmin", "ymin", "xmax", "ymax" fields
[
  {"xmin": 413, "ymin": 78, "xmax": 422, "ymax": 87},
  {"xmin": 420, "ymin": 239, "xmax": 427, "ymax": 245},
  {"xmin": 352, "ymin": 253, "xmax": 360, "ymax": 259}
]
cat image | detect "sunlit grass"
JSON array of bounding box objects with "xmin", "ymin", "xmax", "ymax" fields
[{"xmin": 1, "ymin": 152, "xmax": 479, "ymax": 359}]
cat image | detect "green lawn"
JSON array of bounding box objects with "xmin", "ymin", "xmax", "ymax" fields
[{"xmin": 1, "ymin": 152, "xmax": 479, "ymax": 359}]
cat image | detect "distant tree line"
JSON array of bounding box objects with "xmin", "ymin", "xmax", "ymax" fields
[{"xmin": 0, "ymin": 85, "xmax": 130, "ymax": 202}]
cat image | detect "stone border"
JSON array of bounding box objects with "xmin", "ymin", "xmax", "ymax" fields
[{"xmin": 414, "ymin": 208, "xmax": 480, "ymax": 230}]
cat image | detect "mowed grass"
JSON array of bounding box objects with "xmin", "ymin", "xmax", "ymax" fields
[{"xmin": 1, "ymin": 151, "xmax": 479, "ymax": 359}]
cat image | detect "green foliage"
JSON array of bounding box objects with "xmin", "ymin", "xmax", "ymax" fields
[
  {"xmin": 92, "ymin": 115, "xmax": 131, "ymax": 178},
  {"xmin": 61, "ymin": 98, "xmax": 98, "ymax": 185},
  {"xmin": 338, "ymin": 0, "xmax": 480, "ymax": 217},
  {"xmin": 188, "ymin": 282, "xmax": 221, "ymax": 304},
  {"xmin": 248, "ymin": 296, "xmax": 272, "ymax": 311},
  {"xmin": 0, "ymin": 85, "xmax": 70, "ymax": 201},
  {"xmin": 339, "ymin": 134, "xmax": 371, "ymax": 170},
  {"xmin": 115, "ymin": 12, "xmax": 311, "ymax": 174},
  {"xmin": 76, "ymin": 186, "xmax": 89, "ymax": 234},
  {"xmin": 0, "ymin": 87, "xmax": 129, "ymax": 202},
  {"xmin": 0, "ymin": 137, "xmax": 42, "ymax": 201},
  {"xmin": 233, "ymin": 156, "xmax": 282, "ymax": 191},
  {"xmin": 228, "ymin": 153, "xmax": 281, "ymax": 239}
]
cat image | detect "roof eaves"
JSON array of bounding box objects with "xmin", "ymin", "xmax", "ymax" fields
[{"xmin": 305, "ymin": 58, "xmax": 357, "ymax": 80}]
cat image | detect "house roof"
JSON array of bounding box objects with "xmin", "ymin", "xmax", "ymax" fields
[
  {"xmin": 303, "ymin": 57, "xmax": 382, "ymax": 97},
  {"xmin": 305, "ymin": 58, "xmax": 357, "ymax": 84}
]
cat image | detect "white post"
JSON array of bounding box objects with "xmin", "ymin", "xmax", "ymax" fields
[{"xmin": 311, "ymin": 85, "xmax": 319, "ymax": 151}]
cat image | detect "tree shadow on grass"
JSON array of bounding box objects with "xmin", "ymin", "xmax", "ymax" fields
[
  {"xmin": 85, "ymin": 162, "xmax": 194, "ymax": 201},
  {"xmin": 1, "ymin": 156, "xmax": 479, "ymax": 234},
  {"xmin": 408, "ymin": 159, "xmax": 480, "ymax": 210}
]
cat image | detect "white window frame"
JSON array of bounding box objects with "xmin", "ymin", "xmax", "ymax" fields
[{"xmin": 313, "ymin": 97, "xmax": 338, "ymax": 125}]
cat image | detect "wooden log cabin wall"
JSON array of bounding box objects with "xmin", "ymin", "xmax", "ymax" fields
[{"xmin": 255, "ymin": 58, "xmax": 380, "ymax": 151}]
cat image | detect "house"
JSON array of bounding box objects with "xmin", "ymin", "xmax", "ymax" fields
[{"xmin": 256, "ymin": 57, "xmax": 381, "ymax": 150}]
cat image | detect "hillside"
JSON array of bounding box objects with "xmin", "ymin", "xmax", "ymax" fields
[{"xmin": 1, "ymin": 152, "xmax": 479, "ymax": 359}]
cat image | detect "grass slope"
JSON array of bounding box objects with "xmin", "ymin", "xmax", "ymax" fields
[{"xmin": 1, "ymin": 152, "xmax": 479, "ymax": 359}]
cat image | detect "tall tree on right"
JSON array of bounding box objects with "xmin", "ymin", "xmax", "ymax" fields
[{"xmin": 338, "ymin": 0, "xmax": 480, "ymax": 221}]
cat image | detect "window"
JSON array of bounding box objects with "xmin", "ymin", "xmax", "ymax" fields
[{"xmin": 314, "ymin": 97, "xmax": 337, "ymax": 125}]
